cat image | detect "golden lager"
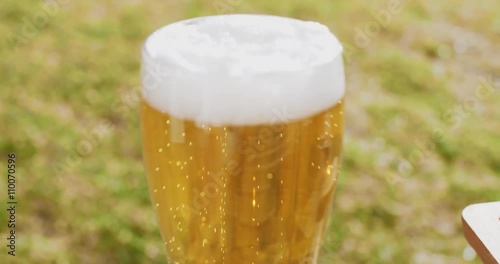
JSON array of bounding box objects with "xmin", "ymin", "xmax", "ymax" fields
[{"xmin": 141, "ymin": 14, "xmax": 345, "ymax": 264}]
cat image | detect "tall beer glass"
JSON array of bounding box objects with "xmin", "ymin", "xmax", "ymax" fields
[{"xmin": 141, "ymin": 14, "xmax": 345, "ymax": 264}]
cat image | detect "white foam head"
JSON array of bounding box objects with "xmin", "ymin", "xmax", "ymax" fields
[{"xmin": 142, "ymin": 14, "xmax": 344, "ymax": 125}]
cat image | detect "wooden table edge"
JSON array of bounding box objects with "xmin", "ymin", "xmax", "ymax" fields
[{"xmin": 462, "ymin": 206, "xmax": 500, "ymax": 264}]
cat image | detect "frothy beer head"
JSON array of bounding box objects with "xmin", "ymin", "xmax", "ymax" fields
[{"xmin": 142, "ymin": 14, "xmax": 344, "ymax": 125}]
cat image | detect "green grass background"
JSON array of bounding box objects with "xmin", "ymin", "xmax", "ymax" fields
[{"xmin": 1, "ymin": 0, "xmax": 499, "ymax": 263}]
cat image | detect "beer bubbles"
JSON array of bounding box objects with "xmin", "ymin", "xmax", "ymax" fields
[{"xmin": 141, "ymin": 14, "xmax": 345, "ymax": 263}]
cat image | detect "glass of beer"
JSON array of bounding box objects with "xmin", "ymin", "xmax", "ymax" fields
[{"xmin": 140, "ymin": 14, "xmax": 344, "ymax": 264}]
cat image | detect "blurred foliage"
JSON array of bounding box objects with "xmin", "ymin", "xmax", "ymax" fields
[{"xmin": 0, "ymin": 0, "xmax": 499, "ymax": 263}]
